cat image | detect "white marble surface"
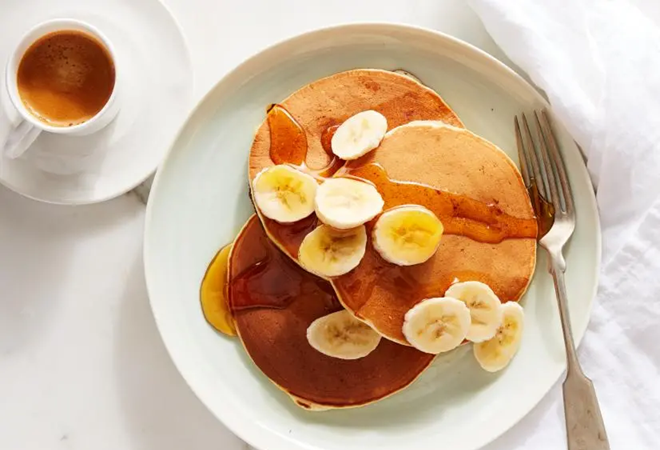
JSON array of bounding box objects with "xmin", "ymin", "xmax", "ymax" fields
[{"xmin": 0, "ymin": 1, "xmax": 521, "ymax": 449}]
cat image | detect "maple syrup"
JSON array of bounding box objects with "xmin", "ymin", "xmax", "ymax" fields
[
  {"xmin": 529, "ymin": 181, "xmax": 555, "ymax": 238},
  {"xmin": 226, "ymin": 216, "xmax": 435, "ymax": 407},
  {"xmin": 267, "ymin": 105, "xmax": 343, "ymax": 178},
  {"xmin": 341, "ymin": 163, "xmax": 538, "ymax": 244},
  {"xmin": 261, "ymin": 214, "xmax": 318, "ymax": 259},
  {"xmin": 320, "ymin": 124, "xmax": 339, "ymax": 155},
  {"xmin": 199, "ymin": 244, "xmax": 236, "ymax": 336},
  {"xmin": 267, "ymin": 105, "xmax": 307, "ymax": 166},
  {"xmin": 227, "ymin": 216, "xmax": 339, "ymax": 312}
]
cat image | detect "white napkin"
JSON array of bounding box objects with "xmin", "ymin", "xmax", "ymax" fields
[{"xmin": 466, "ymin": 0, "xmax": 660, "ymax": 449}]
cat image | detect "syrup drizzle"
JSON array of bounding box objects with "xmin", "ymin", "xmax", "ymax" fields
[
  {"xmin": 267, "ymin": 105, "xmax": 343, "ymax": 178},
  {"xmin": 199, "ymin": 244, "xmax": 237, "ymax": 336},
  {"xmin": 320, "ymin": 124, "xmax": 340, "ymax": 155},
  {"xmin": 529, "ymin": 181, "xmax": 555, "ymax": 238},
  {"xmin": 267, "ymin": 105, "xmax": 307, "ymax": 166},
  {"xmin": 341, "ymin": 164, "xmax": 537, "ymax": 243},
  {"xmin": 228, "ymin": 216, "xmax": 339, "ymax": 312}
]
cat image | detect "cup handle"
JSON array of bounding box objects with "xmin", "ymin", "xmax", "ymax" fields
[
  {"xmin": 0, "ymin": 118, "xmax": 41, "ymax": 159},
  {"xmin": 0, "ymin": 86, "xmax": 41, "ymax": 159}
]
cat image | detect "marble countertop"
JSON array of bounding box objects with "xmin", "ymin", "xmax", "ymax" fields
[{"xmin": 0, "ymin": 1, "xmax": 518, "ymax": 449}]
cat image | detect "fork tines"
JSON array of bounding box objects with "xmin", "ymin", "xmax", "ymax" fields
[{"xmin": 514, "ymin": 110, "xmax": 574, "ymax": 216}]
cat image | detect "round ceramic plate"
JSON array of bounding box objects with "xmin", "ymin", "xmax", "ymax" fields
[
  {"xmin": 0, "ymin": 0, "xmax": 192, "ymax": 204},
  {"xmin": 144, "ymin": 24, "xmax": 600, "ymax": 450}
]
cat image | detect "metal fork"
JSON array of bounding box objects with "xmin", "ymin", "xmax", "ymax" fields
[{"xmin": 515, "ymin": 111, "xmax": 609, "ymax": 450}]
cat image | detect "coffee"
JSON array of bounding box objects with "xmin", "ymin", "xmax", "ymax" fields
[{"xmin": 16, "ymin": 30, "xmax": 115, "ymax": 127}]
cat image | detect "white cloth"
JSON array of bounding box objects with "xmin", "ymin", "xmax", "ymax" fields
[{"xmin": 466, "ymin": 1, "xmax": 660, "ymax": 449}]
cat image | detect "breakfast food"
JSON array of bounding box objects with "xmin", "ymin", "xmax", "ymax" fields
[
  {"xmin": 306, "ymin": 310, "xmax": 382, "ymax": 360},
  {"xmin": 298, "ymin": 224, "xmax": 367, "ymax": 277},
  {"xmin": 445, "ymin": 281, "xmax": 504, "ymax": 343},
  {"xmin": 249, "ymin": 69, "xmax": 463, "ymax": 184},
  {"xmin": 315, "ymin": 178, "xmax": 383, "ymax": 230},
  {"xmin": 330, "ymin": 110, "xmax": 388, "ymax": 160},
  {"xmin": 225, "ymin": 216, "xmax": 434, "ymax": 409},
  {"xmin": 473, "ymin": 302, "xmax": 525, "ymax": 372},
  {"xmin": 199, "ymin": 68, "xmax": 538, "ymax": 410},
  {"xmin": 331, "ymin": 122, "xmax": 537, "ymax": 344},
  {"xmin": 314, "ymin": 177, "xmax": 384, "ymax": 230},
  {"xmin": 372, "ymin": 205, "xmax": 444, "ymax": 266},
  {"xmin": 402, "ymin": 297, "xmax": 471, "ymax": 354},
  {"xmin": 252, "ymin": 165, "xmax": 318, "ymax": 223}
]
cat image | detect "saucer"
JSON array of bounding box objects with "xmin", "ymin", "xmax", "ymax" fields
[{"xmin": 0, "ymin": 0, "xmax": 193, "ymax": 204}]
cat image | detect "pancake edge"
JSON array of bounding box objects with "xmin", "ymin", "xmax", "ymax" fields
[{"xmin": 227, "ymin": 215, "xmax": 436, "ymax": 411}]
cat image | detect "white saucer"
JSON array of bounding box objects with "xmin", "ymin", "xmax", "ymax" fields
[{"xmin": 0, "ymin": 0, "xmax": 193, "ymax": 204}]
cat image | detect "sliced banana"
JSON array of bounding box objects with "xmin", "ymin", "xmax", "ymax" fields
[
  {"xmin": 307, "ymin": 310, "xmax": 381, "ymax": 360},
  {"xmin": 372, "ymin": 205, "xmax": 443, "ymax": 266},
  {"xmin": 252, "ymin": 165, "xmax": 318, "ymax": 223},
  {"xmin": 473, "ymin": 301, "xmax": 525, "ymax": 372},
  {"xmin": 402, "ymin": 297, "xmax": 471, "ymax": 354},
  {"xmin": 315, "ymin": 178, "xmax": 384, "ymax": 229},
  {"xmin": 331, "ymin": 110, "xmax": 388, "ymax": 160},
  {"xmin": 445, "ymin": 281, "xmax": 503, "ymax": 343},
  {"xmin": 298, "ymin": 224, "xmax": 367, "ymax": 278}
]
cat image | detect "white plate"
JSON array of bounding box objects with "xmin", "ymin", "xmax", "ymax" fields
[
  {"xmin": 0, "ymin": 0, "xmax": 193, "ymax": 204},
  {"xmin": 144, "ymin": 24, "xmax": 600, "ymax": 450}
]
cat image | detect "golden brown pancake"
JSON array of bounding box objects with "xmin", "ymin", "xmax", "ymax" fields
[
  {"xmin": 227, "ymin": 215, "xmax": 435, "ymax": 410},
  {"xmin": 331, "ymin": 122, "xmax": 537, "ymax": 344},
  {"xmin": 249, "ymin": 69, "xmax": 464, "ymax": 263},
  {"xmin": 248, "ymin": 68, "xmax": 463, "ymax": 181},
  {"xmin": 246, "ymin": 68, "xmax": 536, "ymax": 345}
]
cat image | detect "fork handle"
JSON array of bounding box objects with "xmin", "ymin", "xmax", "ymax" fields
[{"xmin": 549, "ymin": 260, "xmax": 610, "ymax": 450}]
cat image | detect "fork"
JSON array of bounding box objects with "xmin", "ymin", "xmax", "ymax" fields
[{"xmin": 515, "ymin": 111, "xmax": 609, "ymax": 450}]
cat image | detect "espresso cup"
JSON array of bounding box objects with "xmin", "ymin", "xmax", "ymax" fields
[{"xmin": 2, "ymin": 19, "xmax": 120, "ymax": 159}]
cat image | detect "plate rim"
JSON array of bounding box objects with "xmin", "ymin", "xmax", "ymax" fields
[{"xmin": 144, "ymin": 21, "xmax": 602, "ymax": 450}]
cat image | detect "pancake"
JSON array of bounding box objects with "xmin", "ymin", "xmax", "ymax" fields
[
  {"xmin": 227, "ymin": 215, "xmax": 435, "ymax": 410},
  {"xmin": 331, "ymin": 122, "xmax": 538, "ymax": 343},
  {"xmin": 249, "ymin": 69, "xmax": 464, "ymax": 263},
  {"xmin": 247, "ymin": 68, "xmax": 536, "ymax": 345},
  {"xmin": 249, "ymin": 68, "xmax": 463, "ymax": 182}
]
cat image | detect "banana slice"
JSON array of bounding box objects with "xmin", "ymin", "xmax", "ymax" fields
[
  {"xmin": 315, "ymin": 178, "xmax": 384, "ymax": 229},
  {"xmin": 372, "ymin": 205, "xmax": 444, "ymax": 266},
  {"xmin": 402, "ymin": 297, "xmax": 471, "ymax": 354},
  {"xmin": 307, "ymin": 310, "xmax": 381, "ymax": 360},
  {"xmin": 298, "ymin": 224, "xmax": 367, "ymax": 277},
  {"xmin": 445, "ymin": 281, "xmax": 503, "ymax": 342},
  {"xmin": 473, "ymin": 301, "xmax": 525, "ymax": 372},
  {"xmin": 331, "ymin": 110, "xmax": 388, "ymax": 160},
  {"xmin": 252, "ymin": 165, "xmax": 318, "ymax": 223}
]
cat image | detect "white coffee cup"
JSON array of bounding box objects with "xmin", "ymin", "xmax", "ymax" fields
[{"xmin": 1, "ymin": 19, "xmax": 120, "ymax": 159}]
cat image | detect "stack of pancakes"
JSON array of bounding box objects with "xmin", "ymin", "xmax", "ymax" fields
[{"xmin": 227, "ymin": 69, "xmax": 536, "ymax": 410}]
